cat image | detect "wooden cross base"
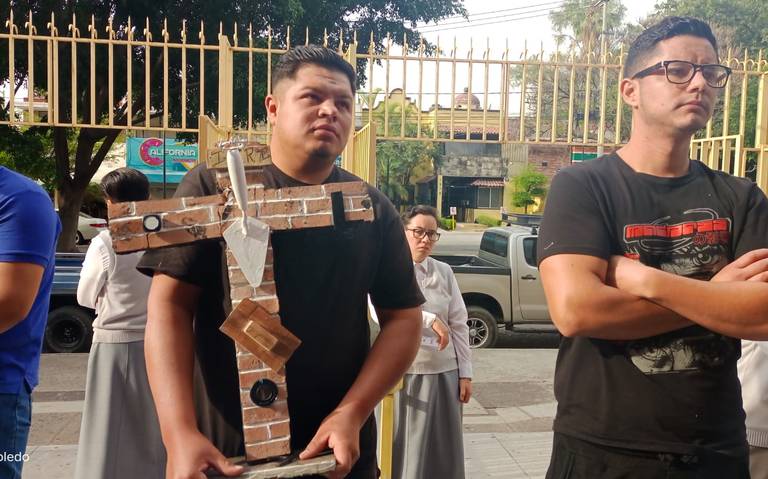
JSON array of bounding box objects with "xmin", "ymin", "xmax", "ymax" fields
[{"xmin": 205, "ymin": 454, "xmax": 336, "ymax": 479}]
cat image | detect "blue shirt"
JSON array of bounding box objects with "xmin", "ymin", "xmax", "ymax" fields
[{"xmin": 0, "ymin": 167, "xmax": 61, "ymax": 393}]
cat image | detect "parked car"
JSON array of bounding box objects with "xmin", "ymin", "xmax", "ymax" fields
[
  {"xmin": 77, "ymin": 212, "xmax": 108, "ymax": 244},
  {"xmin": 47, "ymin": 252, "xmax": 94, "ymax": 353},
  {"xmin": 432, "ymin": 225, "xmax": 553, "ymax": 349}
]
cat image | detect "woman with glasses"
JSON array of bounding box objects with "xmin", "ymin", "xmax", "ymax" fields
[{"xmin": 391, "ymin": 204, "xmax": 473, "ymax": 479}]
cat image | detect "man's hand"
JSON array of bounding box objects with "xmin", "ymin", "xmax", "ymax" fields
[
  {"xmin": 711, "ymin": 249, "xmax": 768, "ymax": 282},
  {"xmin": 432, "ymin": 317, "xmax": 451, "ymax": 351},
  {"xmin": 165, "ymin": 430, "xmax": 243, "ymax": 479},
  {"xmin": 299, "ymin": 408, "xmax": 362, "ymax": 479},
  {"xmin": 459, "ymin": 378, "xmax": 472, "ymax": 404},
  {"xmin": 606, "ymin": 255, "xmax": 649, "ymax": 295}
]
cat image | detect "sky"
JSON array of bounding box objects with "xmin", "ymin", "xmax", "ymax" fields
[{"xmin": 363, "ymin": 0, "xmax": 659, "ymax": 112}]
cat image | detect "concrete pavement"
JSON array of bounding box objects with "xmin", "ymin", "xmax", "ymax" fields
[{"xmin": 22, "ymin": 348, "xmax": 558, "ymax": 478}]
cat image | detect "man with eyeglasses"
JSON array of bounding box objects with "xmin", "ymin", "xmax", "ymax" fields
[{"xmin": 537, "ymin": 16, "xmax": 768, "ymax": 478}]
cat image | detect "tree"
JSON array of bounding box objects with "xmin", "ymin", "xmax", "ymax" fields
[
  {"xmin": 511, "ymin": 167, "xmax": 548, "ymax": 214},
  {"xmin": 0, "ymin": 0, "xmax": 464, "ymax": 251},
  {"xmin": 370, "ymin": 91, "xmax": 438, "ymax": 209},
  {"xmin": 510, "ymin": 0, "xmax": 642, "ymax": 143}
]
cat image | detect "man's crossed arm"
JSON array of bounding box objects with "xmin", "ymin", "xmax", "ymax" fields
[{"xmin": 540, "ymin": 249, "xmax": 768, "ymax": 340}]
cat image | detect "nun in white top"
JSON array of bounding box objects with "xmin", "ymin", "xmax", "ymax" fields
[{"xmin": 391, "ymin": 205, "xmax": 473, "ymax": 479}]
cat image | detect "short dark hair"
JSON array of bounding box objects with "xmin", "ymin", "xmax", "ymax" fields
[
  {"xmin": 624, "ymin": 16, "xmax": 718, "ymax": 78},
  {"xmin": 100, "ymin": 168, "xmax": 150, "ymax": 202},
  {"xmin": 401, "ymin": 205, "xmax": 439, "ymax": 226},
  {"xmin": 272, "ymin": 44, "xmax": 356, "ymax": 94}
]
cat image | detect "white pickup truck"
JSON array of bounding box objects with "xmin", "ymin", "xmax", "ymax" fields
[{"xmin": 432, "ymin": 225, "xmax": 554, "ymax": 348}]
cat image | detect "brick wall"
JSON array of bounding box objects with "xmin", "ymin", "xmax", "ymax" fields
[{"xmin": 109, "ymin": 165, "xmax": 374, "ymax": 461}]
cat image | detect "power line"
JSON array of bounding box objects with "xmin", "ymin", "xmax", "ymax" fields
[
  {"xmin": 418, "ymin": 12, "xmax": 554, "ymax": 33},
  {"xmin": 428, "ymin": 1, "xmax": 565, "ymax": 23},
  {"xmin": 418, "ymin": 4, "xmax": 562, "ymax": 30}
]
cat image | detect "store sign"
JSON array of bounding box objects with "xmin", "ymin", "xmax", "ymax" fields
[{"xmin": 126, "ymin": 138, "xmax": 198, "ymax": 183}]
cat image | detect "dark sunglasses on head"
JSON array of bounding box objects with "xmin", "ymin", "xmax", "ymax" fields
[{"xmin": 632, "ymin": 60, "xmax": 732, "ymax": 89}]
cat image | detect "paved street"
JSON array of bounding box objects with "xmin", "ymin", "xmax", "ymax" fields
[{"xmin": 23, "ymin": 347, "xmax": 558, "ymax": 478}]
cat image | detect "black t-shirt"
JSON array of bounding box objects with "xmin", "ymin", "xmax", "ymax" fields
[
  {"xmin": 537, "ymin": 154, "xmax": 768, "ymax": 457},
  {"xmin": 138, "ymin": 163, "xmax": 424, "ymax": 461}
]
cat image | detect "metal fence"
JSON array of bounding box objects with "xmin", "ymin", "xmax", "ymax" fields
[{"xmin": 2, "ymin": 9, "xmax": 767, "ymax": 188}]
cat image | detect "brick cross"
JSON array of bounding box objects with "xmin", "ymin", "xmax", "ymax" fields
[{"xmin": 108, "ymin": 141, "xmax": 375, "ymax": 462}]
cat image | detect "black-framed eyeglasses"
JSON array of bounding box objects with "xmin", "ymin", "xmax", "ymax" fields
[
  {"xmin": 632, "ymin": 60, "xmax": 732, "ymax": 89},
  {"xmin": 406, "ymin": 227, "xmax": 441, "ymax": 242}
]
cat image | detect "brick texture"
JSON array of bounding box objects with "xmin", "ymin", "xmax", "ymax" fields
[{"xmin": 107, "ymin": 146, "xmax": 377, "ymax": 462}]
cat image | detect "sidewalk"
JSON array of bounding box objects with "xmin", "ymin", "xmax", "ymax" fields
[{"xmin": 23, "ymin": 349, "xmax": 557, "ymax": 478}]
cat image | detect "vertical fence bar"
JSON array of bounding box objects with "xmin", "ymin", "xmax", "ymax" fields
[
  {"xmin": 417, "ymin": 36, "xmax": 424, "ymax": 139},
  {"xmin": 181, "ymin": 20, "xmax": 187, "ymax": 130},
  {"xmin": 47, "ymin": 15, "xmax": 55, "ymax": 124},
  {"xmin": 534, "ymin": 43, "xmax": 543, "ymax": 142},
  {"xmin": 69, "ymin": 15, "xmax": 80, "ymax": 125},
  {"xmin": 433, "ymin": 36, "xmax": 440, "ymax": 140},
  {"xmin": 567, "ymin": 49, "xmax": 576, "ymax": 143},
  {"xmin": 89, "ymin": 15, "xmax": 96, "ymax": 125},
  {"xmin": 107, "ymin": 20, "xmax": 114, "ymax": 126},
  {"xmin": 722, "ymin": 48, "xmax": 733, "ymax": 137},
  {"xmin": 144, "ymin": 18, "xmax": 151, "ymax": 128},
  {"xmin": 25, "ymin": 12, "xmax": 36, "ymax": 122},
  {"xmin": 597, "ymin": 45, "xmax": 608, "ymax": 152},
  {"xmin": 7, "ymin": 9, "xmax": 16, "ymax": 122},
  {"xmin": 482, "ymin": 38, "xmax": 489, "ymax": 141},
  {"xmin": 550, "ymin": 48, "xmax": 560, "ymax": 142},
  {"xmin": 247, "ymin": 24, "xmax": 252, "ymax": 138},
  {"xmin": 466, "ymin": 39, "xmax": 473, "ymax": 140},
  {"xmin": 162, "ymin": 19, "xmax": 169, "ymax": 129},
  {"xmin": 384, "ymin": 33, "xmax": 390, "ymax": 137},
  {"xmin": 518, "ymin": 41, "xmax": 527, "ymax": 142},
  {"xmin": 368, "ymin": 32, "xmax": 375, "ymax": 129},
  {"xmin": 266, "ymin": 26, "xmax": 272, "ymax": 141},
  {"xmin": 582, "ymin": 43, "xmax": 593, "ymax": 145},
  {"xmin": 450, "ymin": 37, "xmax": 456, "ymax": 140},
  {"xmin": 126, "ymin": 18, "xmax": 133, "ymax": 128},
  {"xmin": 500, "ymin": 39, "xmax": 509, "ymax": 143},
  {"xmin": 401, "ymin": 33, "xmax": 407, "ymax": 138},
  {"xmin": 199, "ymin": 21, "xmax": 205, "ymax": 121},
  {"xmin": 614, "ymin": 45, "xmax": 624, "ymax": 145}
]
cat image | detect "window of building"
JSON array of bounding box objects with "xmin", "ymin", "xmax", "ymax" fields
[{"xmin": 476, "ymin": 187, "xmax": 502, "ymax": 208}]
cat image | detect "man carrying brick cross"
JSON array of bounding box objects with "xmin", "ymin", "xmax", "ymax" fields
[{"xmin": 137, "ymin": 45, "xmax": 424, "ymax": 479}]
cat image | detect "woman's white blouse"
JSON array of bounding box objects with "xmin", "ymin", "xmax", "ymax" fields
[{"xmin": 409, "ymin": 257, "xmax": 473, "ymax": 378}]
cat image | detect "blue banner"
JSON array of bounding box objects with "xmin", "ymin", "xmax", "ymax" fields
[{"xmin": 125, "ymin": 138, "xmax": 198, "ymax": 184}]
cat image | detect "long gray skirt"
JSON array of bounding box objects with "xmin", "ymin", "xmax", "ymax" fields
[
  {"xmin": 73, "ymin": 341, "xmax": 166, "ymax": 479},
  {"xmin": 392, "ymin": 369, "xmax": 465, "ymax": 479}
]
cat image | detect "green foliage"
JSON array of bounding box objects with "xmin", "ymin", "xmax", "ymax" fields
[
  {"xmin": 0, "ymin": 0, "xmax": 464, "ymax": 251},
  {"xmin": 511, "ymin": 1, "xmax": 642, "ymax": 143},
  {"xmin": 511, "ymin": 168, "xmax": 548, "ymax": 214},
  {"xmin": 439, "ymin": 217, "xmax": 456, "ymax": 231},
  {"xmin": 0, "ymin": 125, "xmax": 57, "ymax": 190},
  {"xmin": 376, "ymin": 140, "xmax": 437, "ymax": 209},
  {"xmin": 475, "ymin": 215, "xmax": 501, "ymax": 227}
]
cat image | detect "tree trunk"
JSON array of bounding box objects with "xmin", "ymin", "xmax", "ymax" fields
[{"xmin": 57, "ymin": 186, "xmax": 87, "ymax": 252}]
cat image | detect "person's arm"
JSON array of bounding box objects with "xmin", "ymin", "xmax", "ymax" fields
[
  {"xmin": 300, "ymin": 305, "xmax": 422, "ymax": 478},
  {"xmin": 540, "ymin": 254, "xmax": 692, "ymax": 339},
  {"xmin": 76, "ymin": 236, "xmax": 109, "ymax": 309},
  {"xmin": 145, "ymin": 274, "xmax": 243, "ymax": 479},
  {"xmin": 609, "ymin": 250, "xmax": 768, "ymax": 340},
  {"xmin": 0, "ymin": 189, "xmax": 59, "ymax": 334},
  {"xmin": 0, "ymin": 262, "xmax": 45, "ymax": 334},
  {"xmin": 444, "ymin": 270, "xmax": 473, "ymax": 403}
]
